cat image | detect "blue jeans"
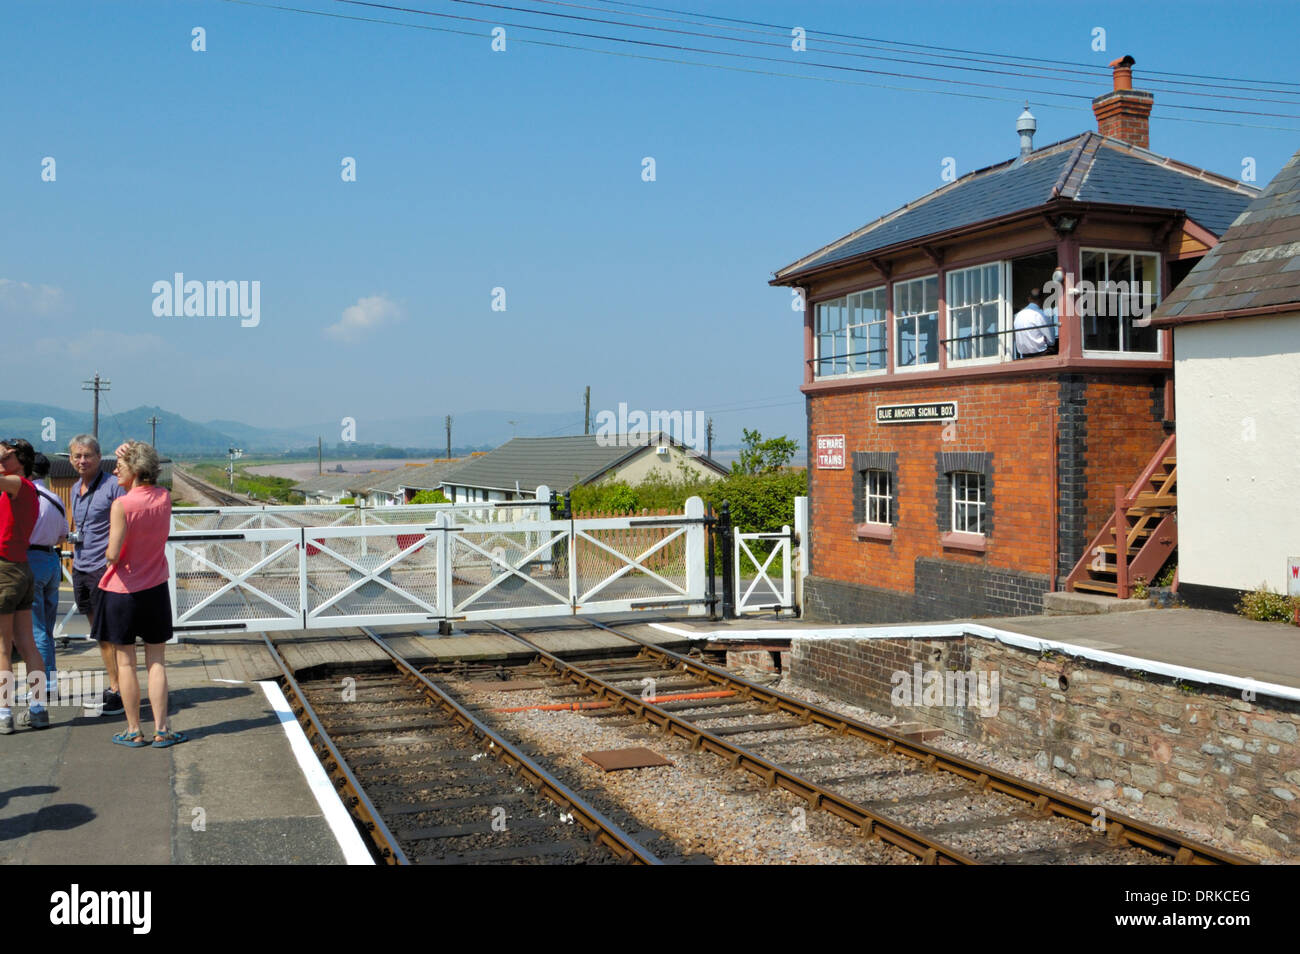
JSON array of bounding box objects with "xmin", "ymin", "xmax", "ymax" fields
[{"xmin": 28, "ymin": 550, "xmax": 62, "ymax": 697}]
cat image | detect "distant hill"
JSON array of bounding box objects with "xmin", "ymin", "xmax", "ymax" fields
[{"xmin": 0, "ymin": 402, "xmax": 660, "ymax": 457}]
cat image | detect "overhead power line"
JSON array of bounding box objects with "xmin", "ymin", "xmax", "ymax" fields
[
  {"xmin": 218, "ymin": 0, "xmax": 1300, "ymax": 131},
  {"xmin": 330, "ymin": 0, "xmax": 1300, "ymax": 118},
  {"xmin": 587, "ymin": 0, "xmax": 1300, "ymax": 92},
  {"xmin": 478, "ymin": 0, "xmax": 1300, "ymax": 106}
]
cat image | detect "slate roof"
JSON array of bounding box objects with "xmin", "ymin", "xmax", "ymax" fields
[
  {"xmin": 1152, "ymin": 149, "xmax": 1300, "ymax": 325},
  {"xmin": 291, "ymin": 473, "xmax": 364, "ymax": 496},
  {"xmin": 774, "ymin": 132, "xmax": 1257, "ymax": 282},
  {"xmin": 444, "ymin": 434, "xmax": 727, "ymax": 495},
  {"xmin": 393, "ymin": 458, "xmax": 470, "ymax": 492}
]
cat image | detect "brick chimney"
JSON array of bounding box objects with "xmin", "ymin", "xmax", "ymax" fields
[{"xmin": 1092, "ymin": 55, "xmax": 1154, "ymax": 149}]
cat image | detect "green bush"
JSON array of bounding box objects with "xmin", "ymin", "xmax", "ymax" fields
[
  {"xmin": 409, "ymin": 489, "xmax": 451, "ymax": 505},
  {"xmin": 701, "ymin": 469, "xmax": 807, "ymax": 535},
  {"xmin": 1236, "ymin": 583, "xmax": 1299, "ymax": 623}
]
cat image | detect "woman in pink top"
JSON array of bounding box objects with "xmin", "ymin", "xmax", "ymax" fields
[{"xmin": 93, "ymin": 441, "xmax": 186, "ymax": 748}]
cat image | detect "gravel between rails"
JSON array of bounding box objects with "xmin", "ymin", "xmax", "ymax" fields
[{"xmin": 446, "ymin": 675, "xmax": 918, "ymax": 865}]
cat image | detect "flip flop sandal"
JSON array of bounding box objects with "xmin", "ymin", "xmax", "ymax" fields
[
  {"xmin": 112, "ymin": 730, "xmax": 147, "ymax": 748},
  {"xmin": 152, "ymin": 730, "xmax": 189, "ymax": 748}
]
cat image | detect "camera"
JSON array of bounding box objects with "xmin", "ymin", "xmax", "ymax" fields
[{"xmin": 67, "ymin": 530, "xmax": 83, "ymax": 546}]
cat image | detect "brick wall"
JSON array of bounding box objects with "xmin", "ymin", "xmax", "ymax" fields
[
  {"xmin": 807, "ymin": 371, "xmax": 1169, "ymax": 617},
  {"xmin": 1071, "ymin": 373, "xmax": 1168, "ymax": 556},
  {"xmin": 809, "ymin": 376, "xmax": 1059, "ymax": 587},
  {"xmin": 792, "ymin": 635, "xmax": 1299, "ymax": 860}
]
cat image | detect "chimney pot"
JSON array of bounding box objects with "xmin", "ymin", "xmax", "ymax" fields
[{"xmin": 1109, "ymin": 54, "xmax": 1136, "ymax": 91}]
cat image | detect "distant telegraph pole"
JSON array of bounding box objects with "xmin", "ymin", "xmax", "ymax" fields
[
  {"xmin": 318, "ymin": 436, "xmax": 322, "ymax": 475},
  {"xmin": 147, "ymin": 415, "xmax": 160, "ymax": 449},
  {"xmin": 707, "ymin": 417, "xmax": 714, "ymax": 458},
  {"xmin": 81, "ymin": 373, "xmax": 110, "ymax": 441},
  {"xmin": 445, "ymin": 415, "xmax": 452, "ymax": 458},
  {"xmin": 584, "ymin": 386, "xmax": 591, "ymax": 435}
]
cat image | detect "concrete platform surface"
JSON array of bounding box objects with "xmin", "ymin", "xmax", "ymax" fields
[{"xmin": 1, "ymin": 597, "xmax": 346, "ymax": 865}]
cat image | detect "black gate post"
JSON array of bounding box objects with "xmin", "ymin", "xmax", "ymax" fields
[
  {"xmin": 719, "ymin": 500, "xmax": 735, "ymax": 619},
  {"xmin": 705, "ymin": 503, "xmax": 718, "ymax": 620}
]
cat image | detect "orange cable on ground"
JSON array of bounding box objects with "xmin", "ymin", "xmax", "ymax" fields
[{"xmin": 493, "ymin": 689, "xmax": 735, "ymax": 713}]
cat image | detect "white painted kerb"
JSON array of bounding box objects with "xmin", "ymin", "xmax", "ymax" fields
[
  {"xmin": 648, "ymin": 621, "xmax": 1300, "ymax": 704},
  {"xmin": 259, "ymin": 680, "xmax": 375, "ymax": 865}
]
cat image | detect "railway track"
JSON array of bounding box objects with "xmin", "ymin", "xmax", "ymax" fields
[
  {"xmin": 263, "ymin": 630, "xmax": 664, "ymax": 865},
  {"xmin": 475, "ymin": 619, "xmax": 1249, "ymax": 866},
  {"xmin": 173, "ymin": 467, "xmax": 247, "ymax": 507}
]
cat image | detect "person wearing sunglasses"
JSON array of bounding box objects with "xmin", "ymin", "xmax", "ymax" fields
[{"xmin": 0, "ymin": 438, "xmax": 54, "ymax": 732}]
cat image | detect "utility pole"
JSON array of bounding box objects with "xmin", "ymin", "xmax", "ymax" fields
[
  {"xmin": 583, "ymin": 386, "xmax": 591, "ymax": 435},
  {"xmin": 706, "ymin": 417, "xmax": 714, "ymax": 458},
  {"xmin": 445, "ymin": 415, "xmax": 452, "ymax": 458},
  {"xmin": 147, "ymin": 415, "xmax": 160, "ymax": 449},
  {"xmin": 81, "ymin": 373, "xmax": 110, "ymax": 441},
  {"xmin": 317, "ymin": 436, "xmax": 322, "ymax": 475}
]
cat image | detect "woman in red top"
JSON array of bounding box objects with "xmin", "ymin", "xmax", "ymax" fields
[
  {"xmin": 94, "ymin": 441, "xmax": 186, "ymax": 748},
  {"xmin": 0, "ymin": 438, "xmax": 53, "ymax": 733}
]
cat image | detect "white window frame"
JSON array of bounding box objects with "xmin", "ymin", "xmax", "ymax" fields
[
  {"xmin": 951, "ymin": 471, "xmax": 986, "ymax": 535},
  {"xmin": 946, "ymin": 262, "xmax": 1009, "ymax": 366},
  {"xmin": 813, "ymin": 287, "xmax": 888, "ymax": 380},
  {"xmin": 864, "ymin": 469, "xmax": 893, "ymax": 525},
  {"xmin": 894, "ymin": 275, "xmax": 940, "ymax": 372},
  {"xmin": 1079, "ymin": 248, "xmax": 1162, "ymax": 359}
]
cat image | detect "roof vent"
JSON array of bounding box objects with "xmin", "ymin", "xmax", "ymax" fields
[{"xmin": 1016, "ymin": 104, "xmax": 1037, "ymax": 159}]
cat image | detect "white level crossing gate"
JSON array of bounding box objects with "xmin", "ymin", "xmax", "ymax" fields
[{"xmin": 167, "ymin": 493, "xmax": 709, "ymax": 633}]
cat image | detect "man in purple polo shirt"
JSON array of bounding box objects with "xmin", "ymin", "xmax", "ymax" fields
[{"xmin": 69, "ymin": 435, "xmax": 126, "ymax": 714}]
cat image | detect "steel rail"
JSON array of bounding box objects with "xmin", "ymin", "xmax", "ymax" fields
[
  {"xmin": 482, "ymin": 621, "xmax": 979, "ymax": 864},
  {"xmin": 262, "ymin": 634, "xmax": 409, "ymax": 864},
  {"xmin": 174, "ymin": 467, "xmax": 245, "ymax": 508},
  {"xmin": 581, "ymin": 618, "xmax": 1250, "ymax": 866},
  {"xmin": 355, "ymin": 627, "xmax": 663, "ymax": 866}
]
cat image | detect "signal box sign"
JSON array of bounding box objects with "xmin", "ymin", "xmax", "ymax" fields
[
  {"xmin": 815, "ymin": 434, "xmax": 846, "ymax": 470},
  {"xmin": 876, "ymin": 401, "xmax": 958, "ymax": 424}
]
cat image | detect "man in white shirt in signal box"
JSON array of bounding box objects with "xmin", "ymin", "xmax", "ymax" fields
[{"xmin": 1013, "ymin": 287, "xmax": 1058, "ymax": 359}]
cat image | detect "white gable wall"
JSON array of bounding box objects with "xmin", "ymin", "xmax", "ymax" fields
[{"xmin": 1175, "ymin": 312, "xmax": 1300, "ymax": 592}]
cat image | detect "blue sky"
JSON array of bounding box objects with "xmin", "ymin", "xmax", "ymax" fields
[{"xmin": 4, "ymin": 0, "xmax": 1298, "ymax": 449}]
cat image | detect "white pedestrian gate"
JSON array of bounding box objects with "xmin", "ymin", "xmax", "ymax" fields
[{"xmin": 734, "ymin": 527, "xmax": 795, "ymax": 615}]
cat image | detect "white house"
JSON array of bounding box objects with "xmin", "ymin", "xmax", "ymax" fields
[{"xmin": 1150, "ymin": 148, "xmax": 1300, "ymax": 610}]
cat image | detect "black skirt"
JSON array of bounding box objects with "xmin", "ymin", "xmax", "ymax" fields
[{"xmin": 91, "ymin": 582, "xmax": 173, "ymax": 645}]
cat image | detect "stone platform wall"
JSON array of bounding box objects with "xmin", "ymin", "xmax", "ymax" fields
[{"xmin": 791, "ymin": 635, "xmax": 1298, "ymax": 860}]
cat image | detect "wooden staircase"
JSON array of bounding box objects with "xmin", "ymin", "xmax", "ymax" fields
[{"xmin": 1065, "ymin": 434, "xmax": 1177, "ymax": 598}]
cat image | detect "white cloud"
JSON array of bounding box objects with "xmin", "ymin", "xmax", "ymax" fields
[
  {"xmin": 325, "ymin": 295, "xmax": 404, "ymax": 341},
  {"xmin": 0, "ymin": 278, "xmax": 66, "ymax": 315},
  {"xmin": 33, "ymin": 330, "xmax": 167, "ymax": 361}
]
